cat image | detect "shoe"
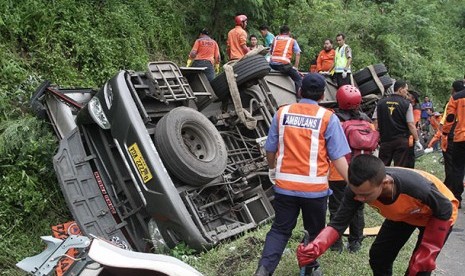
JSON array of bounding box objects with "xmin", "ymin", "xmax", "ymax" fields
[
  {"xmin": 304, "ymin": 266, "xmax": 323, "ymax": 276},
  {"xmin": 254, "ymin": 265, "xmax": 271, "ymax": 276},
  {"xmin": 347, "ymin": 241, "xmax": 361, "ymax": 253},
  {"xmin": 329, "ymin": 238, "xmax": 343, "ymax": 253}
]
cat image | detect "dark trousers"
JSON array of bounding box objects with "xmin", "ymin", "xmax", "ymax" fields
[
  {"xmin": 379, "ymin": 137, "xmax": 410, "ymax": 167},
  {"xmin": 192, "ymin": 60, "xmax": 215, "ymax": 81},
  {"xmin": 258, "ymin": 193, "xmax": 327, "ymax": 274},
  {"xmin": 369, "ymin": 219, "xmax": 451, "ymax": 276},
  {"xmin": 405, "ymin": 146, "xmax": 415, "ymax": 169},
  {"xmin": 270, "ymin": 63, "xmax": 302, "ymax": 94},
  {"xmin": 443, "ymin": 140, "xmax": 454, "ymax": 192},
  {"xmin": 329, "ymin": 181, "xmax": 364, "ymax": 243},
  {"xmin": 445, "ymin": 141, "xmax": 465, "ymax": 202},
  {"xmin": 335, "ymin": 72, "xmax": 351, "ymax": 88}
]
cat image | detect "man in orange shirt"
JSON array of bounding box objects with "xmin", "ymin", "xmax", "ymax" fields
[
  {"xmin": 187, "ymin": 28, "xmax": 220, "ymax": 81},
  {"xmin": 227, "ymin": 14, "xmax": 249, "ymax": 60},
  {"xmin": 442, "ymin": 79, "xmax": 465, "ymax": 208},
  {"xmin": 316, "ymin": 39, "xmax": 335, "ymax": 74}
]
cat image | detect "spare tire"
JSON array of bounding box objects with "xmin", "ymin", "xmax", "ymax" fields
[
  {"xmin": 210, "ymin": 55, "xmax": 270, "ymax": 100},
  {"xmin": 154, "ymin": 107, "xmax": 227, "ymax": 186},
  {"xmin": 354, "ymin": 64, "xmax": 388, "ymax": 85},
  {"xmin": 358, "ymin": 74, "xmax": 393, "ymax": 96}
]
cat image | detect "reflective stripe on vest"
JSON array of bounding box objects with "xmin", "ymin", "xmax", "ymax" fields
[
  {"xmin": 275, "ymin": 105, "xmax": 329, "ymax": 186},
  {"xmin": 270, "ymin": 35, "xmax": 294, "ymax": 64},
  {"xmin": 334, "ymin": 45, "xmax": 350, "ymax": 73}
]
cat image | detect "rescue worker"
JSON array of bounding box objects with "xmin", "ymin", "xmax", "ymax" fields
[
  {"xmin": 186, "ymin": 28, "xmax": 220, "ymax": 82},
  {"xmin": 227, "ymin": 14, "xmax": 249, "ymax": 61},
  {"xmin": 297, "ymin": 154, "xmax": 458, "ymax": 276},
  {"xmin": 442, "ymin": 79, "xmax": 465, "ymax": 208},
  {"xmin": 254, "ymin": 73, "xmax": 351, "ymax": 276},
  {"xmin": 331, "ymin": 33, "xmax": 352, "ymax": 88},
  {"xmin": 406, "ymin": 90, "xmax": 422, "ymax": 168},
  {"xmin": 327, "ymin": 85, "xmax": 370, "ymax": 253},
  {"xmin": 315, "ymin": 39, "xmax": 335, "ymax": 74},
  {"xmin": 269, "ymin": 25, "xmax": 302, "ymax": 95},
  {"xmin": 428, "ymin": 112, "xmax": 442, "ymax": 151},
  {"xmin": 372, "ymin": 79, "xmax": 422, "ymax": 168}
]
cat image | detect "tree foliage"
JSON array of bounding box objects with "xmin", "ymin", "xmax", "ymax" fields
[{"xmin": 0, "ymin": 0, "xmax": 464, "ymax": 273}]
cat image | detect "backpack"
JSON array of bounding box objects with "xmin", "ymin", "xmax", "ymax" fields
[{"xmin": 341, "ymin": 119, "xmax": 380, "ymax": 163}]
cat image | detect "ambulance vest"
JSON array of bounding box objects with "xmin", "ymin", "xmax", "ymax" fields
[
  {"xmin": 270, "ymin": 35, "xmax": 295, "ymax": 64},
  {"xmin": 275, "ymin": 103, "xmax": 333, "ymax": 193}
]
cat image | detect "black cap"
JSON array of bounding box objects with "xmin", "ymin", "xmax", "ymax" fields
[{"xmin": 302, "ymin": 73, "xmax": 326, "ymax": 93}]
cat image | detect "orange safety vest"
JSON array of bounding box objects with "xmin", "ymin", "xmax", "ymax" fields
[
  {"xmin": 370, "ymin": 169, "xmax": 458, "ymax": 226},
  {"xmin": 275, "ymin": 103, "xmax": 333, "ymax": 192},
  {"xmin": 270, "ymin": 35, "xmax": 295, "ymax": 64}
]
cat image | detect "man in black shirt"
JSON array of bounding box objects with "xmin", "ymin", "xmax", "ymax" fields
[
  {"xmin": 372, "ymin": 79, "xmax": 422, "ymax": 167},
  {"xmin": 296, "ymin": 154, "xmax": 458, "ymax": 276}
]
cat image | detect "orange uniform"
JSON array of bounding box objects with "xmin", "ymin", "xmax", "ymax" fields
[
  {"xmin": 370, "ymin": 169, "xmax": 458, "ymax": 226},
  {"xmin": 443, "ymin": 90, "xmax": 465, "ymax": 142},
  {"xmin": 189, "ymin": 36, "xmax": 220, "ymax": 65},
  {"xmin": 428, "ymin": 129, "xmax": 448, "ymax": 151},
  {"xmin": 227, "ymin": 26, "xmax": 247, "ymax": 60},
  {"xmin": 316, "ymin": 49, "xmax": 335, "ymax": 72}
]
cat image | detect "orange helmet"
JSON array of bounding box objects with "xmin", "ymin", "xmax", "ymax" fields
[
  {"xmin": 336, "ymin": 85, "xmax": 362, "ymax": 110},
  {"xmin": 235, "ymin": 15, "xmax": 247, "ymax": 26}
]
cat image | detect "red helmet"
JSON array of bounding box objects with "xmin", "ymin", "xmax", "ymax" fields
[
  {"xmin": 336, "ymin": 85, "xmax": 362, "ymax": 110},
  {"xmin": 235, "ymin": 15, "xmax": 247, "ymax": 26}
]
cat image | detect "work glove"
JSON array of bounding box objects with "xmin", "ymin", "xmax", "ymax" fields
[
  {"xmin": 215, "ymin": 63, "xmax": 220, "ymax": 74},
  {"xmin": 186, "ymin": 58, "xmax": 193, "ymax": 67},
  {"xmin": 408, "ymin": 218, "xmax": 451, "ymax": 276},
  {"xmin": 268, "ymin": 168, "xmax": 276, "ymax": 185},
  {"xmin": 342, "ymin": 70, "xmax": 347, "ymax": 78},
  {"xmin": 414, "ymin": 140, "xmax": 424, "ymax": 151},
  {"xmin": 296, "ymin": 226, "xmax": 340, "ymax": 267}
]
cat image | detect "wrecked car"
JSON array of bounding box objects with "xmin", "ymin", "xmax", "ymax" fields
[{"xmin": 30, "ymin": 51, "xmax": 389, "ymax": 254}]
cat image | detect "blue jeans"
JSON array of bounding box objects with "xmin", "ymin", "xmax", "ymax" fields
[
  {"xmin": 258, "ymin": 193, "xmax": 327, "ymax": 274},
  {"xmin": 192, "ymin": 60, "xmax": 215, "ymax": 81}
]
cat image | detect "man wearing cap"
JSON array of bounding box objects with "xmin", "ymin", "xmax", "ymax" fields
[
  {"xmin": 254, "ymin": 73, "xmax": 351, "ymax": 276},
  {"xmin": 186, "ymin": 28, "xmax": 220, "ymax": 81}
]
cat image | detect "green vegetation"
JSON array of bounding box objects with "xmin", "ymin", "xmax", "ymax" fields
[{"xmin": 0, "ymin": 0, "xmax": 463, "ymax": 274}]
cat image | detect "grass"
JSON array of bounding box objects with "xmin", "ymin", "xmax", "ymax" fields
[{"xmin": 185, "ymin": 151, "xmax": 445, "ymax": 275}]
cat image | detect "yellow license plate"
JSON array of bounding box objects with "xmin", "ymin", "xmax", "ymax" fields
[{"xmin": 128, "ymin": 143, "xmax": 153, "ymax": 183}]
